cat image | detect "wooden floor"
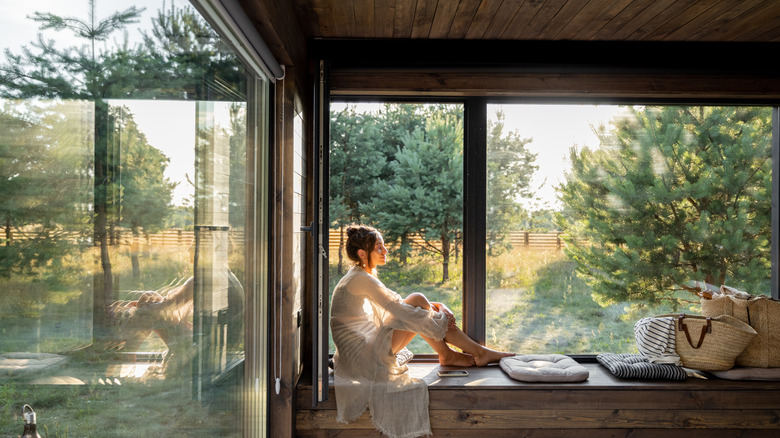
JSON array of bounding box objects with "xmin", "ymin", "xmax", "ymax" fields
[{"xmin": 296, "ymin": 363, "xmax": 780, "ymax": 437}]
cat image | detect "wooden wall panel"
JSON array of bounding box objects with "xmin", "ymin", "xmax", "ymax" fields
[
  {"xmin": 268, "ymin": 69, "xmax": 298, "ymax": 438},
  {"xmin": 296, "ymin": 365, "xmax": 780, "ymax": 437}
]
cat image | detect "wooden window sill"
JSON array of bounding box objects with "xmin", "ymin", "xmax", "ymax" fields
[{"xmin": 296, "ymin": 363, "xmax": 780, "ymax": 437}]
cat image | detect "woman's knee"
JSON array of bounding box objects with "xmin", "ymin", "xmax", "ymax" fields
[{"xmin": 404, "ymin": 292, "xmax": 430, "ymax": 309}]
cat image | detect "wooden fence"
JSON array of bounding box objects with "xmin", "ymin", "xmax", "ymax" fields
[
  {"xmin": 9, "ymin": 229, "xmax": 573, "ymax": 251},
  {"xmin": 8, "ymin": 229, "xmax": 245, "ymax": 249},
  {"xmin": 328, "ymin": 230, "xmax": 572, "ymax": 251}
]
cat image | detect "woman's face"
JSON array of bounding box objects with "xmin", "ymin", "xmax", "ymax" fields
[{"xmin": 368, "ymin": 235, "xmax": 388, "ymax": 268}]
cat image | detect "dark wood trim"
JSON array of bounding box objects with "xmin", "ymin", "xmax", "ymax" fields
[
  {"xmin": 773, "ymin": 107, "xmax": 779, "ymax": 300},
  {"xmin": 463, "ymin": 98, "xmax": 487, "ymax": 343},
  {"xmin": 312, "ymin": 40, "xmax": 780, "ymax": 71},
  {"xmin": 238, "ymin": 0, "xmax": 308, "ymax": 69},
  {"xmin": 314, "ymin": 40, "xmax": 780, "ymax": 100},
  {"xmin": 328, "ymin": 71, "xmax": 780, "ymax": 100},
  {"xmin": 295, "ymin": 430, "xmax": 780, "ymax": 438}
]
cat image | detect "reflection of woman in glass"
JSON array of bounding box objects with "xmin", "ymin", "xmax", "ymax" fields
[{"xmin": 330, "ymin": 225, "xmax": 512, "ymax": 438}]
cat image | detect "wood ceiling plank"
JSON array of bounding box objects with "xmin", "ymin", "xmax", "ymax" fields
[
  {"xmin": 588, "ymin": 0, "xmax": 657, "ymax": 40},
  {"xmin": 626, "ymin": 0, "xmax": 697, "ymax": 41},
  {"xmin": 533, "ymin": 0, "xmax": 591, "ymax": 39},
  {"xmin": 332, "ymin": 0, "xmax": 358, "ymax": 37},
  {"xmin": 639, "ymin": 0, "xmax": 720, "ymax": 41},
  {"xmin": 447, "ymin": 0, "xmax": 483, "ymax": 38},
  {"xmin": 393, "ymin": 0, "xmax": 417, "ymax": 37},
  {"xmin": 429, "ymin": 0, "xmax": 460, "ymax": 38},
  {"xmin": 571, "ymin": 0, "xmax": 634, "ymax": 40},
  {"xmin": 465, "ymin": 0, "xmax": 506, "ymax": 39},
  {"xmin": 698, "ymin": 0, "xmax": 780, "ymax": 42},
  {"xmin": 300, "ymin": 0, "xmax": 335, "ymax": 37},
  {"xmin": 353, "ymin": 0, "xmax": 376, "ymax": 38},
  {"xmin": 512, "ymin": 0, "xmax": 570, "ymax": 39},
  {"xmin": 497, "ymin": 0, "xmax": 545, "ymax": 39},
  {"xmin": 374, "ymin": 0, "xmax": 396, "ymax": 38},
  {"xmin": 552, "ymin": 0, "xmax": 611, "ymax": 40},
  {"xmin": 481, "ymin": 0, "xmax": 527, "ymax": 39},
  {"xmin": 411, "ymin": 0, "xmax": 438, "ymax": 38},
  {"xmin": 605, "ymin": 0, "xmax": 678, "ymax": 40},
  {"xmin": 662, "ymin": 0, "xmax": 766, "ymax": 41},
  {"xmin": 750, "ymin": 22, "xmax": 780, "ymax": 42},
  {"xmin": 506, "ymin": 0, "xmax": 560, "ymax": 39}
]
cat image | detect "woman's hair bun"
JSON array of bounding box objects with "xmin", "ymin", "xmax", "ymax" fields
[{"xmin": 346, "ymin": 226, "xmax": 359, "ymax": 238}]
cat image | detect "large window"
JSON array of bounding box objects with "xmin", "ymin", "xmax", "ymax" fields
[
  {"xmin": 328, "ymin": 102, "xmax": 464, "ymax": 354},
  {"xmin": 485, "ymin": 104, "xmax": 773, "ymax": 354},
  {"xmin": 327, "ymin": 99, "xmax": 775, "ymax": 358},
  {"xmin": 0, "ymin": 1, "xmax": 269, "ymax": 436}
]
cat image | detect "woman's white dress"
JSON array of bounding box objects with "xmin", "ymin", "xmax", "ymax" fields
[{"xmin": 330, "ymin": 266, "xmax": 449, "ymax": 438}]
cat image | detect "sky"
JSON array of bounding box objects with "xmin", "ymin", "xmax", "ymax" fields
[
  {"xmin": 489, "ymin": 104, "xmax": 626, "ymax": 210},
  {"xmin": 0, "ymin": 0, "xmax": 168, "ymax": 50}
]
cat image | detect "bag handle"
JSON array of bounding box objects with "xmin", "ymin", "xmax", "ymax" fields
[{"xmin": 677, "ymin": 314, "xmax": 711, "ymax": 349}]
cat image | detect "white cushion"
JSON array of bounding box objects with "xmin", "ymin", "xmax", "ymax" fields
[{"xmin": 499, "ymin": 354, "xmax": 589, "ymax": 382}]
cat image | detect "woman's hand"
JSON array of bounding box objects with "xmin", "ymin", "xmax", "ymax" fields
[{"xmin": 432, "ymin": 302, "xmax": 456, "ymax": 328}]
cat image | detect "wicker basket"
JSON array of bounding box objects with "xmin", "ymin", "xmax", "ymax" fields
[
  {"xmin": 701, "ymin": 294, "xmax": 780, "ymax": 367},
  {"xmin": 657, "ymin": 314, "xmax": 757, "ymax": 371}
]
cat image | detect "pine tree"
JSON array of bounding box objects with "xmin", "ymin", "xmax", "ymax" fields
[
  {"xmin": 371, "ymin": 111, "xmax": 463, "ymax": 283},
  {"xmin": 559, "ymin": 106, "xmax": 772, "ymax": 306},
  {"xmin": 329, "ymin": 106, "xmax": 384, "ymax": 273}
]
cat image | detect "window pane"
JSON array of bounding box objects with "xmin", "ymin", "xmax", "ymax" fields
[
  {"xmin": 485, "ymin": 104, "xmax": 773, "ymax": 354},
  {"xmin": 328, "ymin": 102, "xmax": 464, "ymax": 354},
  {"xmin": 0, "ymin": 2, "xmax": 265, "ymax": 436}
]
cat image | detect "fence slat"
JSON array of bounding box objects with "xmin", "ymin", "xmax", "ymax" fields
[{"xmin": 327, "ymin": 231, "xmax": 580, "ymax": 251}]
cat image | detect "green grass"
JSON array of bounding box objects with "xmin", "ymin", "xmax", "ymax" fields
[
  {"xmin": 484, "ymin": 247, "xmax": 698, "ymax": 354},
  {"xmin": 329, "ymin": 244, "xmax": 699, "ymax": 356},
  {"xmin": 0, "ymin": 244, "xmax": 241, "ymax": 437}
]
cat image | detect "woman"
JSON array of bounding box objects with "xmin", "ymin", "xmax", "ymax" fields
[{"xmin": 330, "ymin": 225, "xmax": 512, "ymax": 438}]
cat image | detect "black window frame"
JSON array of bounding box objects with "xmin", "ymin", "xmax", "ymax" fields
[
  {"xmin": 324, "ymin": 95, "xmax": 779, "ymax": 362},
  {"xmin": 317, "ymin": 39, "xmax": 780, "ymax": 366}
]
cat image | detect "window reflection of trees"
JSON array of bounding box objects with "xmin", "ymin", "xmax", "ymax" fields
[{"xmin": 0, "ymin": 2, "xmax": 250, "ymax": 433}]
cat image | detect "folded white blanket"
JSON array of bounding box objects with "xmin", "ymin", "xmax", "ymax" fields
[{"xmin": 634, "ymin": 316, "xmax": 682, "ymax": 365}]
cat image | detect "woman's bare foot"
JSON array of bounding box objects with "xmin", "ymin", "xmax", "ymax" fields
[
  {"xmin": 439, "ymin": 350, "xmax": 476, "ymax": 367},
  {"xmin": 474, "ymin": 348, "xmax": 514, "ymax": 367}
]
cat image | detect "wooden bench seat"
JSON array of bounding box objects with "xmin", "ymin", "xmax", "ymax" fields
[{"xmin": 296, "ymin": 363, "xmax": 780, "ymax": 437}]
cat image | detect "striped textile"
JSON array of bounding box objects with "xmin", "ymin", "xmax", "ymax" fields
[
  {"xmin": 597, "ymin": 353, "xmax": 687, "ymax": 381},
  {"xmin": 634, "ymin": 316, "xmax": 682, "ymax": 365}
]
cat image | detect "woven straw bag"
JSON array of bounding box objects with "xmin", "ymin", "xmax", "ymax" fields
[
  {"xmin": 701, "ymin": 293, "xmax": 780, "ymax": 367},
  {"xmin": 657, "ymin": 314, "xmax": 757, "ymax": 371}
]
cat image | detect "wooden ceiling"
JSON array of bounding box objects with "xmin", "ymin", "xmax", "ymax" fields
[{"xmin": 293, "ymin": 0, "xmax": 780, "ymax": 42}]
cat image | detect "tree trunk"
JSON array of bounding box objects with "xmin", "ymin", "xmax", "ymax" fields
[
  {"xmin": 93, "ymin": 100, "xmax": 115, "ymax": 341},
  {"xmin": 131, "ymin": 226, "xmax": 141, "ymax": 280},
  {"xmin": 400, "ymin": 233, "xmax": 409, "ymax": 265},
  {"xmin": 4, "ymin": 217, "xmax": 11, "ymax": 246},
  {"xmin": 441, "ymin": 231, "xmax": 450, "ymax": 284}
]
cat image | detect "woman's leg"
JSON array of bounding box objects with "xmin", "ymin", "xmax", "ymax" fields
[
  {"xmin": 391, "ymin": 294, "xmax": 474, "ymax": 366},
  {"xmin": 390, "ymin": 293, "xmax": 429, "ymax": 354},
  {"xmin": 391, "ymin": 293, "xmax": 510, "ymax": 366},
  {"xmin": 441, "ymin": 326, "xmax": 514, "ymax": 366}
]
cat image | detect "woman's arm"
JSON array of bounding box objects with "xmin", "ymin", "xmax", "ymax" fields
[
  {"xmin": 430, "ymin": 302, "xmax": 456, "ymax": 328},
  {"xmin": 352, "ymin": 273, "xmax": 449, "ymax": 340}
]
